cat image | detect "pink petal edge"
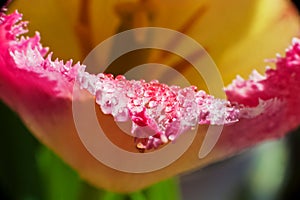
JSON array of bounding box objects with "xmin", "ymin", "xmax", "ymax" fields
[
  {"xmin": 221, "ymin": 38, "xmax": 300, "ymax": 152},
  {"xmin": 0, "ymin": 11, "xmax": 83, "ymax": 101}
]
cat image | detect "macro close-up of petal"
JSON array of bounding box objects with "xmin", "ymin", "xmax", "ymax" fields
[{"xmin": 1, "ymin": 0, "xmax": 300, "ymax": 199}]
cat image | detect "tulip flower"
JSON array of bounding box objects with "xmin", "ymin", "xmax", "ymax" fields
[{"xmin": 1, "ymin": 0, "xmax": 300, "ymax": 194}]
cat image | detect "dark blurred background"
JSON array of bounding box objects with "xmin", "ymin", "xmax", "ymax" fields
[{"xmin": 293, "ymin": 0, "xmax": 300, "ymax": 9}]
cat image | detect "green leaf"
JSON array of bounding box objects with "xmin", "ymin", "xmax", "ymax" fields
[
  {"xmin": 102, "ymin": 191, "xmax": 128, "ymax": 200},
  {"xmin": 36, "ymin": 146, "xmax": 82, "ymax": 200},
  {"xmin": 129, "ymin": 191, "xmax": 147, "ymax": 200},
  {"xmin": 36, "ymin": 145, "xmax": 130, "ymax": 200},
  {"xmin": 144, "ymin": 178, "xmax": 181, "ymax": 200}
]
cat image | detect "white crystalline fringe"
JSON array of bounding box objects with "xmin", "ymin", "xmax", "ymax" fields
[{"xmin": 77, "ymin": 67, "xmax": 240, "ymax": 149}]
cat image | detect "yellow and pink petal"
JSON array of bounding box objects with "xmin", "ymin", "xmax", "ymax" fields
[{"xmin": 1, "ymin": 7, "xmax": 300, "ymax": 193}]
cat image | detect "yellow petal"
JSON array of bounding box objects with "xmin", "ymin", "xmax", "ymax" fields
[
  {"xmin": 143, "ymin": 0, "xmax": 300, "ymax": 86},
  {"xmin": 10, "ymin": 0, "xmax": 299, "ymax": 86},
  {"xmin": 9, "ymin": 0, "xmax": 82, "ymax": 60},
  {"xmin": 218, "ymin": 0, "xmax": 300, "ymax": 84}
]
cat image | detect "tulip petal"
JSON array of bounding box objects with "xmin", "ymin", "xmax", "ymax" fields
[{"xmin": 1, "ymin": 9, "xmax": 300, "ymax": 194}]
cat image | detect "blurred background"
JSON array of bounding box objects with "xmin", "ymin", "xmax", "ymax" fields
[{"xmin": 1, "ymin": 0, "xmax": 300, "ymax": 200}]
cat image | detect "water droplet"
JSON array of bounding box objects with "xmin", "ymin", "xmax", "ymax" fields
[
  {"xmin": 113, "ymin": 108, "xmax": 129, "ymax": 122},
  {"xmin": 126, "ymin": 90, "xmax": 136, "ymax": 98},
  {"xmin": 168, "ymin": 134, "xmax": 175, "ymax": 141},
  {"xmin": 102, "ymin": 82, "xmax": 115, "ymax": 93},
  {"xmin": 160, "ymin": 134, "xmax": 168, "ymax": 143},
  {"xmin": 148, "ymin": 100, "xmax": 158, "ymax": 108},
  {"xmin": 165, "ymin": 106, "xmax": 173, "ymax": 113},
  {"xmin": 133, "ymin": 99, "xmax": 142, "ymax": 106}
]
